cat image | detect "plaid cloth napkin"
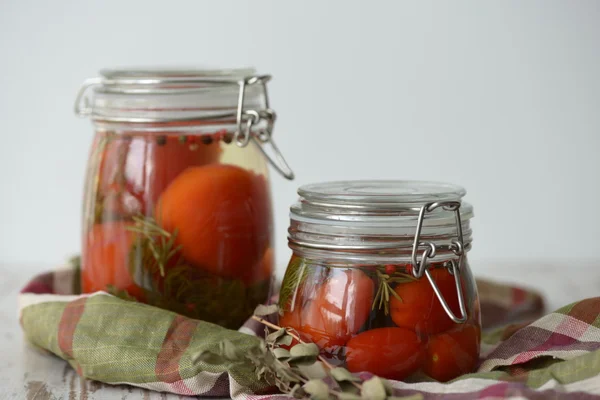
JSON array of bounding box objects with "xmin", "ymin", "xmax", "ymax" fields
[{"xmin": 18, "ymin": 265, "xmax": 600, "ymax": 399}]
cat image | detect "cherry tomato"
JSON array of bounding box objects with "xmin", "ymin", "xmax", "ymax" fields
[
  {"xmin": 81, "ymin": 221, "xmax": 145, "ymax": 300},
  {"xmin": 278, "ymin": 269, "xmax": 374, "ymax": 350},
  {"xmin": 346, "ymin": 327, "xmax": 425, "ymax": 380},
  {"xmin": 390, "ymin": 267, "xmax": 460, "ymax": 334},
  {"xmin": 157, "ymin": 164, "xmax": 272, "ymax": 279},
  {"xmin": 424, "ymin": 323, "xmax": 480, "ymax": 382}
]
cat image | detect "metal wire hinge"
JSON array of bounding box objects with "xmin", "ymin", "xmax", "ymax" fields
[
  {"xmin": 234, "ymin": 76, "xmax": 295, "ymax": 180},
  {"xmin": 74, "ymin": 78, "xmax": 102, "ymax": 116},
  {"xmin": 74, "ymin": 74, "xmax": 295, "ymax": 181},
  {"xmin": 410, "ymin": 201, "xmax": 468, "ymax": 323}
]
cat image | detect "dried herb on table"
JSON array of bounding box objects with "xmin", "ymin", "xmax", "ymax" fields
[{"xmin": 193, "ymin": 306, "xmax": 400, "ymax": 400}]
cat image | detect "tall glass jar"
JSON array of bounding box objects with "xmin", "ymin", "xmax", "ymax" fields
[
  {"xmin": 75, "ymin": 68, "xmax": 293, "ymax": 329},
  {"xmin": 279, "ymin": 181, "xmax": 480, "ymax": 382}
]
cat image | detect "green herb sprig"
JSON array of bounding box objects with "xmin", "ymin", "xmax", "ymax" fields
[
  {"xmin": 194, "ymin": 305, "xmax": 405, "ymax": 399},
  {"xmin": 278, "ymin": 256, "xmax": 311, "ymax": 310},
  {"xmin": 120, "ymin": 214, "xmax": 269, "ymax": 328},
  {"xmin": 126, "ymin": 215, "xmax": 182, "ymax": 277},
  {"xmin": 372, "ymin": 268, "xmax": 416, "ymax": 315}
]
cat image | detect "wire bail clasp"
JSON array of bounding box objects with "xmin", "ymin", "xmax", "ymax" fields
[
  {"xmin": 411, "ymin": 201, "xmax": 468, "ymax": 323},
  {"xmin": 235, "ymin": 75, "xmax": 295, "ymax": 180},
  {"xmin": 74, "ymin": 77, "xmax": 102, "ymax": 117}
]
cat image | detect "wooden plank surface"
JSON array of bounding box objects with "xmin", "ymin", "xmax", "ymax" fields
[
  {"xmin": 1, "ymin": 261, "xmax": 599, "ymax": 399},
  {"xmin": 0, "ymin": 265, "xmax": 195, "ymax": 400}
]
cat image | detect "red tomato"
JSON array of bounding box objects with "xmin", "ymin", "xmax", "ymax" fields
[
  {"xmin": 95, "ymin": 136, "xmax": 145, "ymax": 218},
  {"xmin": 99, "ymin": 182, "xmax": 144, "ymax": 221},
  {"xmin": 278, "ymin": 269, "xmax": 374, "ymax": 350},
  {"xmin": 145, "ymin": 135, "xmax": 222, "ymax": 208},
  {"xmin": 81, "ymin": 221, "xmax": 145, "ymax": 300},
  {"xmin": 241, "ymin": 247, "xmax": 274, "ymax": 285},
  {"xmin": 424, "ymin": 324, "xmax": 480, "ymax": 382},
  {"xmin": 346, "ymin": 327, "xmax": 425, "ymax": 380},
  {"xmin": 96, "ymin": 134, "xmax": 222, "ymax": 217},
  {"xmin": 157, "ymin": 164, "xmax": 272, "ymax": 279},
  {"xmin": 390, "ymin": 267, "xmax": 461, "ymax": 335},
  {"xmin": 94, "ymin": 135, "xmax": 125, "ymax": 195},
  {"xmin": 278, "ymin": 307, "xmax": 303, "ymax": 350},
  {"xmin": 279, "ymin": 306, "xmax": 302, "ymax": 330},
  {"xmin": 239, "ymin": 174, "xmax": 273, "ymax": 285}
]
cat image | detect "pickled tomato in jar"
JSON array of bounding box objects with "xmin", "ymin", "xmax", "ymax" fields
[
  {"xmin": 76, "ymin": 69, "xmax": 293, "ymax": 328},
  {"xmin": 278, "ymin": 181, "xmax": 481, "ymax": 381}
]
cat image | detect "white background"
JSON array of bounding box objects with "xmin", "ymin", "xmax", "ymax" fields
[{"xmin": 0, "ymin": 0, "xmax": 599, "ymax": 284}]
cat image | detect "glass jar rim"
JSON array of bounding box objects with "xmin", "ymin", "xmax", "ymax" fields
[
  {"xmin": 74, "ymin": 67, "xmax": 295, "ymax": 181},
  {"xmin": 74, "ymin": 66, "xmax": 269, "ymax": 123},
  {"xmin": 96, "ymin": 67, "xmax": 258, "ymax": 94},
  {"xmin": 100, "ymin": 67, "xmax": 256, "ymax": 78},
  {"xmin": 298, "ymin": 180, "xmax": 466, "ymax": 210},
  {"xmin": 289, "ymin": 180, "xmax": 473, "ymax": 257}
]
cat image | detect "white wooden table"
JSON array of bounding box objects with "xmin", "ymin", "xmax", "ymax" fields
[
  {"xmin": 0, "ymin": 264, "xmax": 197, "ymax": 400},
  {"xmin": 1, "ymin": 261, "xmax": 598, "ymax": 399}
]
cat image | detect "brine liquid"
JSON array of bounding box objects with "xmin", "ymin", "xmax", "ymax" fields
[
  {"xmin": 81, "ymin": 130, "xmax": 273, "ymax": 328},
  {"xmin": 278, "ymin": 257, "xmax": 481, "ymax": 382}
]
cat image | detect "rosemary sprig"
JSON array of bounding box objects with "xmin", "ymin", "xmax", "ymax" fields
[
  {"xmin": 120, "ymin": 214, "xmax": 270, "ymax": 328},
  {"xmin": 239, "ymin": 311, "xmax": 396, "ymax": 399},
  {"xmin": 126, "ymin": 215, "xmax": 182, "ymax": 277},
  {"xmin": 372, "ymin": 268, "xmax": 416, "ymax": 315},
  {"xmin": 278, "ymin": 256, "xmax": 311, "ymax": 310},
  {"xmin": 252, "ymin": 315, "xmax": 338, "ymax": 372},
  {"xmin": 253, "ymin": 313, "xmax": 365, "ymax": 396}
]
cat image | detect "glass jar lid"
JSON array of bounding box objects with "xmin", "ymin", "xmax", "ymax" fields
[
  {"xmin": 74, "ymin": 67, "xmax": 267, "ymax": 123},
  {"xmin": 289, "ymin": 180, "xmax": 473, "ymax": 260},
  {"xmin": 74, "ymin": 67, "xmax": 294, "ymax": 180},
  {"xmin": 298, "ymin": 180, "xmax": 467, "ymax": 210}
]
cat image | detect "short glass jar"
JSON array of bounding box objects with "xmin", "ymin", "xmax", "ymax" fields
[
  {"xmin": 278, "ymin": 181, "xmax": 480, "ymax": 382},
  {"xmin": 75, "ymin": 68, "xmax": 293, "ymax": 329}
]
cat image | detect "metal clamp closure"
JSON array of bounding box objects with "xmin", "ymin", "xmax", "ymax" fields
[
  {"xmin": 411, "ymin": 201, "xmax": 467, "ymax": 323},
  {"xmin": 235, "ymin": 76, "xmax": 294, "ymax": 180},
  {"xmin": 74, "ymin": 73, "xmax": 295, "ymax": 180},
  {"xmin": 74, "ymin": 78, "xmax": 102, "ymax": 116}
]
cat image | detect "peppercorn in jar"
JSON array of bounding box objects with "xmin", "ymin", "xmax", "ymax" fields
[
  {"xmin": 279, "ymin": 180, "xmax": 480, "ymax": 382},
  {"xmin": 75, "ymin": 68, "xmax": 293, "ymax": 329}
]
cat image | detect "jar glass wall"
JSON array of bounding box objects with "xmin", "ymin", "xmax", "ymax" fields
[
  {"xmin": 279, "ymin": 180, "xmax": 480, "ymax": 382},
  {"xmin": 76, "ymin": 69, "xmax": 289, "ymax": 329}
]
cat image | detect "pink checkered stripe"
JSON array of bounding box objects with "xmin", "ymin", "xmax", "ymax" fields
[{"xmin": 480, "ymin": 309, "xmax": 600, "ymax": 372}]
